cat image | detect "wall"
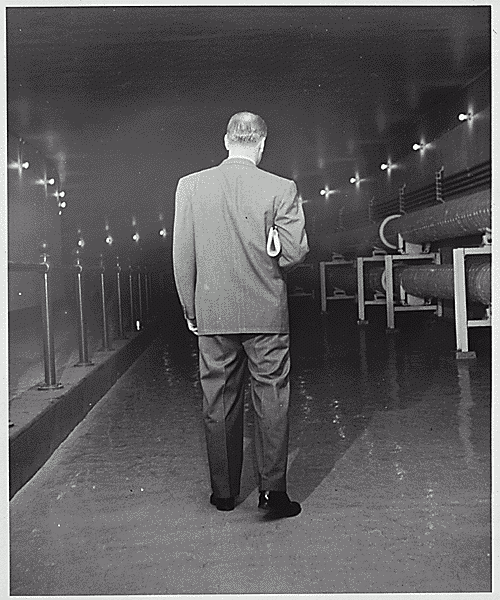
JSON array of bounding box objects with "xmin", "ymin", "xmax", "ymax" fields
[{"xmin": 8, "ymin": 132, "xmax": 63, "ymax": 312}]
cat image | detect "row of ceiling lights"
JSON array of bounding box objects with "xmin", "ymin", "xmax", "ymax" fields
[
  {"xmin": 320, "ymin": 110, "xmax": 478, "ymax": 197},
  {"xmin": 9, "ymin": 138, "xmax": 68, "ymax": 215},
  {"xmin": 103, "ymin": 213, "xmax": 169, "ymax": 248}
]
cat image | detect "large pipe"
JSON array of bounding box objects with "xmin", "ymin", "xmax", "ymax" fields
[
  {"xmin": 323, "ymin": 189, "xmax": 490, "ymax": 257},
  {"xmin": 384, "ymin": 189, "xmax": 491, "ymax": 245},
  {"xmin": 324, "ymin": 264, "xmax": 405, "ymax": 297},
  {"xmin": 399, "ymin": 259, "xmax": 491, "ymax": 305}
]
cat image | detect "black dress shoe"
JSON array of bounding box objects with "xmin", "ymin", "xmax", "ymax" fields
[
  {"xmin": 258, "ymin": 491, "xmax": 301, "ymax": 518},
  {"xmin": 210, "ymin": 493, "xmax": 235, "ymax": 511}
]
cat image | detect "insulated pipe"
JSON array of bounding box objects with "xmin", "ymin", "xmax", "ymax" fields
[
  {"xmin": 384, "ymin": 189, "xmax": 491, "ymax": 245},
  {"xmin": 324, "ymin": 264, "xmax": 404, "ymax": 297},
  {"xmin": 325, "ymin": 264, "xmax": 358, "ymax": 295},
  {"xmin": 325, "ymin": 189, "xmax": 490, "ymax": 257},
  {"xmin": 399, "ymin": 260, "xmax": 491, "ymax": 305}
]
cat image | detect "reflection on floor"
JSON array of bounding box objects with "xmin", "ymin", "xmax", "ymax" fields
[{"xmin": 9, "ymin": 299, "xmax": 491, "ymax": 594}]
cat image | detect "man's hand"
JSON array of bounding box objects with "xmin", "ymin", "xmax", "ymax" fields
[{"xmin": 186, "ymin": 317, "xmax": 198, "ymax": 336}]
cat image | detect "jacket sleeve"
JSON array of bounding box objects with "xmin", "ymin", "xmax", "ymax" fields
[
  {"xmin": 275, "ymin": 180, "xmax": 309, "ymax": 271},
  {"xmin": 172, "ymin": 177, "xmax": 196, "ymax": 320}
]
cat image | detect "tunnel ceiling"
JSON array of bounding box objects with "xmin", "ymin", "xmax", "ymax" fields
[{"xmin": 6, "ymin": 5, "xmax": 491, "ymax": 242}]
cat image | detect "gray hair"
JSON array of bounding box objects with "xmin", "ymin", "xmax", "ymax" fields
[{"xmin": 226, "ymin": 112, "xmax": 267, "ymax": 145}]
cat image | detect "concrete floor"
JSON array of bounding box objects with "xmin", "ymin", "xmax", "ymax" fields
[{"xmin": 9, "ymin": 300, "xmax": 492, "ymax": 595}]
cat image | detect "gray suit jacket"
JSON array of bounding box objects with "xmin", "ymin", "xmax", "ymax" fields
[{"xmin": 173, "ymin": 157, "xmax": 309, "ymax": 334}]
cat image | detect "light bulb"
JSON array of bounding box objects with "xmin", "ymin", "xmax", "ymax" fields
[
  {"xmin": 320, "ymin": 189, "xmax": 326, "ymax": 196},
  {"xmin": 47, "ymin": 178, "xmax": 55, "ymax": 185},
  {"xmin": 133, "ymin": 233, "xmax": 140, "ymax": 242},
  {"xmin": 106, "ymin": 235, "xmax": 113, "ymax": 245},
  {"xmin": 458, "ymin": 113, "xmax": 468, "ymax": 121},
  {"xmin": 350, "ymin": 177, "xmax": 357, "ymax": 184},
  {"xmin": 380, "ymin": 163, "xmax": 388, "ymax": 171},
  {"xmin": 413, "ymin": 143, "xmax": 422, "ymax": 151},
  {"xmin": 59, "ymin": 201, "xmax": 66, "ymax": 208},
  {"xmin": 59, "ymin": 191, "xmax": 65, "ymax": 198},
  {"xmin": 22, "ymin": 161, "xmax": 29, "ymax": 169}
]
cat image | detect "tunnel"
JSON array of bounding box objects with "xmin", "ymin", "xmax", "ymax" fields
[{"xmin": 7, "ymin": 6, "xmax": 491, "ymax": 596}]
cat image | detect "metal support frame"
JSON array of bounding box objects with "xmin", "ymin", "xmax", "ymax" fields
[
  {"xmin": 356, "ymin": 251, "xmax": 440, "ymax": 328},
  {"xmin": 453, "ymin": 246, "xmax": 491, "ymax": 359},
  {"xmin": 384, "ymin": 253, "xmax": 440, "ymax": 331},
  {"xmin": 320, "ymin": 260, "xmax": 356, "ymax": 313},
  {"xmin": 356, "ymin": 255, "xmax": 386, "ymax": 325}
]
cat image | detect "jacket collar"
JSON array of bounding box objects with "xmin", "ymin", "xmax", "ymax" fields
[{"xmin": 221, "ymin": 157, "xmax": 257, "ymax": 168}]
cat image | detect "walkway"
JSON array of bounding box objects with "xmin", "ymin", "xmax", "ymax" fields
[{"xmin": 9, "ymin": 301, "xmax": 491, "ymax": 595}]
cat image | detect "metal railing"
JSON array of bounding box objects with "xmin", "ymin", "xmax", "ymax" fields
[{"xmin": 8, "ymin": 249, "xmax": 167, "ymax": 392}]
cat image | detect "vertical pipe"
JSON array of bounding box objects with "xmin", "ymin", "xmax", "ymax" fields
[
  {"xmin": 99, "ymin": 254, "xmax": 113, "ymax": 351},
  {"xmin": 73, "ymin": 251, "xmax": 93, "ymax": 366},
  {"xmin": 137, "ymin": 268, "xmax": 143, "ymax": 329},
  {"xmin": 115, "ymin": 256, "xmax": 126, "ymax": 339},
  {"xmin": 38, "ymin": 251, "xmax": 63, "ymax": 390},
  {"xmin": 128, "ymin": 260, "xmax": 135, "ymax": 331}
]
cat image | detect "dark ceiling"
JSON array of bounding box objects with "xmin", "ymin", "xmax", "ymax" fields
[{"xmin": 6, "ymin": 5, "xmax": 491, "ymax": 239}]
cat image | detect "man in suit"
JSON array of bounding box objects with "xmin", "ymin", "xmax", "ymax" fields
[{"xmin": 173, "ymin": 111, "xmax": 308, "ymax": 517}]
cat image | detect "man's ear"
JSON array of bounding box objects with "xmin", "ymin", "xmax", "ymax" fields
[{"xmin": 224, "ymin": 134, "xmax": 230, "ymax": 151}]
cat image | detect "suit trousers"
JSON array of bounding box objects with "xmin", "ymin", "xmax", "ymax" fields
[{"xmin": 198, "ymin": 333, "xmax": 291, "ymax": 498}]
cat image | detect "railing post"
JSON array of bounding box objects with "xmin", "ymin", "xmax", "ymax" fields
[
  {"xmin": 115, "ymin": 256, "xmax": 127, "ymax": 339},
  {"xmin": 137, "ymin": 265, "xmax": 144, "ymax": 329},
  {"xmin": 38, "ymin": 243, "xmax": 63, "ymax": 390},
  {"xmin": 128, "ymin": 258, "xmax": 136, "ymax": 331},
  {"xmin": 73, "ymin": 247, "xmax": 94, "ymax": 367},
  {"xmin": 99, "ymin": 254, "xmax": 113, "ymax": 351}
]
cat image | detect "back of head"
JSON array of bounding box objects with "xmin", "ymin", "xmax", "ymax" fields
[{"xmin": 226, "ymin": 112, "xmax": 267, "ymax": 146}]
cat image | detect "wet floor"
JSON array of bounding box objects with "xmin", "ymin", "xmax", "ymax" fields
[{"xmin": 9, "ymin": 299, "xmax": 491, "ymax": 594}]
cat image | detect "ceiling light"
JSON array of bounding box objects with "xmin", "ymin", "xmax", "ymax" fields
[
  {"xmin": 458, "ymin": 112, "xmax": 472, "ymax": 122},
  {"xmin": 22, "ymin": 161, "xmax": 29, "ymax": 169},
  {"xmin": 380, "ymin": 163, "xmax": 389, "ymax": 171},
  {"xmin": 132, "ymin": 232, "xmax": 140, "ymax": 242},
  {"xmin": 59, "ymin": 190, "xmax": 65, "ymax": 198},
  {"xmin": 350, "ymin": 177, "xmax": 358, "ymax": 184}
]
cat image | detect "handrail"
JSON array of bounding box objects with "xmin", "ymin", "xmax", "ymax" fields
[{"xmin": 9, "ymin": 255, "xmax": 170, "ymax": 401}]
